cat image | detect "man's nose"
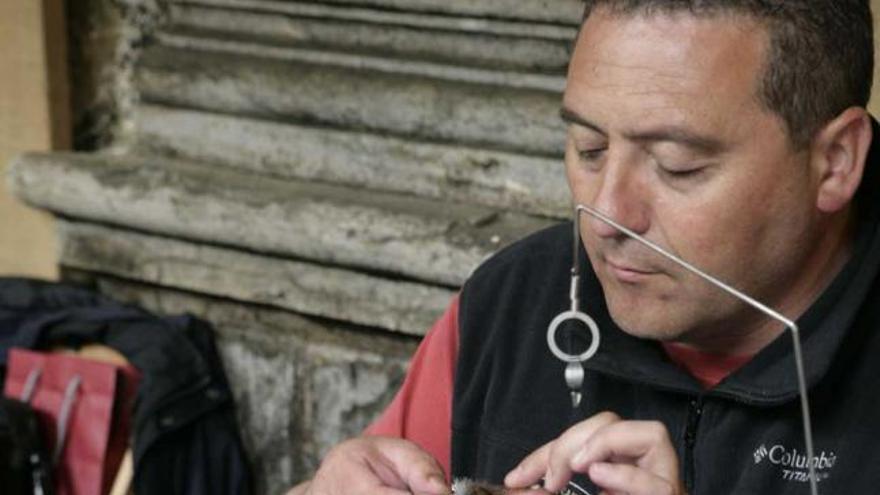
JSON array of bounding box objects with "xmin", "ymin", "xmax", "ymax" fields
[{"xmin": 587, "ymin": 161, "xmax": 650, "ymax": 239}]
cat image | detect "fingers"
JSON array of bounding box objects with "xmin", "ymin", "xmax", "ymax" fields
[
  {"xmin": 369, "ymin": 487, "xmax": 428, "ymax": 495},
  {"xmin": 545, "ymin": 412, "xmax": 623, "ymax": 490},
  {"xmin": 589, "ymin": 462, "xmax": 678, "ymax": 495},
  {"xmin": 572, "ymin": 420, "xmax": 679, "ymax": 481},
  {"xmin": 305, "ymin": 436, "xmax": 449, "ymax": 495},
  {"xmin": 505, "ymin": 412, "xmax": 683, "ymax": 495},
  {"xmin": 505, "ymin": 411, "xmax": 620, "ymax": 490},
  {"xmin": 507, "ymin": 488, "xmax": 553, "ymax": 495},
  {"xmin": 504, "ymin": 440, "xmax": 551, "ymax": 488},
  {"xmin": 380, "ymin": 437, "xmax": 449, "ymax": 494}
]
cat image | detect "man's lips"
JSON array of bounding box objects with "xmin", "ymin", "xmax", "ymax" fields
[{"xmin": 605, "ymin": 258, "xmax": 659, "ymax": 281}]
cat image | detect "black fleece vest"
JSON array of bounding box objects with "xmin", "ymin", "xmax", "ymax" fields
[{"xmin": 452, "ymin": 126, "xmax": 880, "ymax": 494}]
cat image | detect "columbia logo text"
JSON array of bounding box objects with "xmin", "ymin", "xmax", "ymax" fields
[
  {"xmin": 752, "ymin": 444, "xmax": 836, "ymax": 483},
  {"xmin": 753, "ymin": 445, "xmax": 769, "ymax": 464}
]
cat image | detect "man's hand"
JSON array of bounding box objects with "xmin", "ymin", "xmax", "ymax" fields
[
  {"xmin": 286, "ymin": 436, "xmax": 449, "ymax": 495},
  {"xmin": 504, "ymin": 411, "xmax": 684, "ymax": 495}
]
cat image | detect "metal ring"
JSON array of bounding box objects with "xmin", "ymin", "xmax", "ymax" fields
[{"xmin": 546, "ymin": 310, "xmax": 601, "ymax": 363}]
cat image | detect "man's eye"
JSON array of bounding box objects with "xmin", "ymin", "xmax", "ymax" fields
[
  {"xmin": 659, "ymin": 165, "xmax": 705, "ymax": 180},
  {"xmin": 577, "ymin": 148, "xmax": 606, "ymax": 162}
]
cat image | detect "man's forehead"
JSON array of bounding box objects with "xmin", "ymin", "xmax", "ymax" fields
[
  {"xmin": 564, "ymin": 8, "xmax": 770, "ymax": 139},
  {"xmin": 572, "ymin": 8, "xmax": 768, "ymax": 78}
]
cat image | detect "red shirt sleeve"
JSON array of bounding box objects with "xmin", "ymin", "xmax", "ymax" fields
[{"xmin": 363, "ymin": 294, "xmax": 460, "ymax": 479}]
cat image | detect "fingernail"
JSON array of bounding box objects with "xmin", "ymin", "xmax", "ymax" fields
[
  {"xmin": 542, "ymin": 469, "xmax": 558, "ymax": 492},
  {"xmin": 504, "ymin": 466, "xmax": 521, "ymax": 485},
  {"xmin": 426, "ymin": 474, "xmax": 448, "ymax": 494}
]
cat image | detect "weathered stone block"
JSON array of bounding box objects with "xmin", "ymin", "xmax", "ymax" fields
[
  {"xmin": 10, "ymin": 152, "xmax": 555, "ymax": 286},
  {"xmin": 182, "ymin": 0, "xmax": 585, "ymax": 25},
  {"xmin": 133, "ymin": 105, "xmax": 570, "ymax": 217},
  {"xmin": 136, "ymin": 45, "xmax": 567, "ymax": 156},
  {"xmin": 58, "ymin": 220, "xmax": 454, "ymax": 335},
  {"xmin": 166, "ymin": 2, "xmax": 576, "ymax": 72}
]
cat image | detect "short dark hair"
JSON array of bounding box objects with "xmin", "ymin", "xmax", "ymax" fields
[{"xmin": 580, "ymin": 1, "xmax": 875, "ymax": 148}]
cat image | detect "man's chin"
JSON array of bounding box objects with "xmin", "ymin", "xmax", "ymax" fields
[
  {"xmin": 607, "ymin": 310, "xmax": 689, "ymax": 342},
  {"xmin": 600, "ymin": 284, "xmax": 701, "ymax": 340}
]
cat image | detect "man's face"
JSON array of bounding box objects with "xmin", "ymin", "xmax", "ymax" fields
[{"xmin": 563, "ymin": 10, "xmax": 831, "ymax": 349}]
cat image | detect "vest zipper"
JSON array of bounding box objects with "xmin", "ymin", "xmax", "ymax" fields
[{"xmin": 683, "ymin": 397, "xmax": 704, "ymax": 492}]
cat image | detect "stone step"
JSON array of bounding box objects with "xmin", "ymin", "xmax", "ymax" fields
[
  {"xmin": 166, "ymin": 2, "xmax": 576, "ymax": 73},
  {"xmin": 175, "ymin": 0, "xmax": 586, "ymax": 25},
  {"xmin": 58, "ymin": 220, "xmax": 454, "ymax": 336},
  {"xmin": 135, "ymin": 44, "xmax": 567, "ymax": 156},
  {"xmin": 133, "ymin": 104, "xmax": 570, "ymax": 217},
  {"xmin": 9, "ymin": 151, "xmax": 555, "ymax": 286},
  {"xmin": 154, "ymin": 31, "xmax": 566, "ymax": 92}
]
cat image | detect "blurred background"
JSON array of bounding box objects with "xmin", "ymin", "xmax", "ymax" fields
[
  {"xmin": 3, "ymin": 1, "xmax": 879, "ymax": 492},
  {"xmin": 10, "ymin": 1, "xmax": 880, "ymax": 281},
  {"xmin": 1, "ymin": 0, "xmax": 67, "ymax": 278},
  {"xmin": 1, "ymin": 0, "xmax": 580, "ymax": 491}
]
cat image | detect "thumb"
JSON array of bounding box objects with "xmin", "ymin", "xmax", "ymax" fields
[{"xmin": 374, "ymin": 437, "xmax": 449, "ymax": 494}]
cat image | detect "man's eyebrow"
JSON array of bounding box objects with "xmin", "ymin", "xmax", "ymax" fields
[
  {"xmin": 560, "ymin": 107, "xmax": 606, "ymax": 135},
  {"xmin": 560, "ymin": 106, "xmax": 726, "ymax": 154},
  {"xmin": 623, "ymin": 128, "xmax": 727, "ymax": 154}
]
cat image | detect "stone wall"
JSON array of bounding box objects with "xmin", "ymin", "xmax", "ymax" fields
[{"xmin": 6, "ymin": 0, "xmax": 580, "ymax": 492}]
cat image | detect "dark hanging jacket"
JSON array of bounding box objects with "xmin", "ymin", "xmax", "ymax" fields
[
  {"xmin": 0, "ymin": 279, "xmax": 253, "ymax": 495},
  {"xmin": 452, "ymin": 125, "xmax": 880, "ymax": 494}
]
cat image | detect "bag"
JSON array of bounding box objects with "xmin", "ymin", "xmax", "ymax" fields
[
  {"xmin": 0, "ymin": 396, "xmax": 53, "ymax": 494},
  {"xmin": 3, "ymin": 348, "xmax": 140, "ymax": 495}
]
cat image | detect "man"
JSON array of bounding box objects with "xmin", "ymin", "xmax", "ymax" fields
[{"xmin": 291, "ymin": 1, "xmax": 877, "ymax": 493}]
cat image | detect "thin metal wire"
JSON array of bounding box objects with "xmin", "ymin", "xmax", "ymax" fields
[
  {"xmin": 567, "ymin": 480, "xmax": 592, "ymax": 495},
  {"xmin": 574, "ymin": 203, "xmax": 819, "ymax": 495},
  {"xmin": 571, "ymin": 215, "xmax": 582, "ymax": 313}
]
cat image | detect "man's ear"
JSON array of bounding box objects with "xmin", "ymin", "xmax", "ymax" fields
[{"xmin": 811, "ymin": 107, "xmax": 873, "ymax": 213}]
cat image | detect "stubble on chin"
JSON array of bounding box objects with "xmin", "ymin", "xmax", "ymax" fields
[{"xmin": 600, "ymin": 280, "xmax": 703, "ymax": 343}]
